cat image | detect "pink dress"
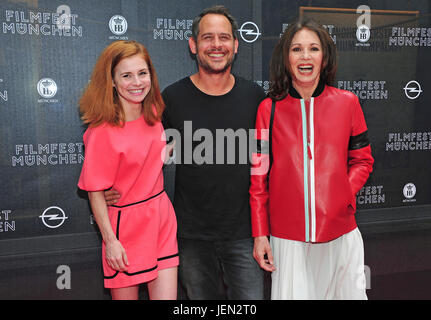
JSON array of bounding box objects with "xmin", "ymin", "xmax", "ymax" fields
[{"xmin": 78, "ymin": 115, "xmax": 178, "ymax": 289}]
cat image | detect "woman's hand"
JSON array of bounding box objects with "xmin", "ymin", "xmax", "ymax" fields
[
  {"xmin": 105, "ymin": 238, "xmax": 129, "ymax": 272},
  {"xmin": 253, "ymin": 236, "xmax": 276, "ymax": 272},
  {"xmin": 88, "ymin": 191, "xmax": 128, "ymax": 272}
]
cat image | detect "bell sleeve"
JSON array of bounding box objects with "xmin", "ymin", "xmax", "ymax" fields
[{"xmin": 77, "ymin": 125, "xmax": 120, "ymax": 192}]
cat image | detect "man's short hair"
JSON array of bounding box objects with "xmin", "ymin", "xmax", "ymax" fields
[{"xmin": 192, "ymin": 5, "xmax": 239, "ymax": 40}]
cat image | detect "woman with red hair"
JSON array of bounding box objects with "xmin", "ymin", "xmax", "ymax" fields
[{"xmin": 78, "ymin": 40, "xmax": 178, "ymax": 300}]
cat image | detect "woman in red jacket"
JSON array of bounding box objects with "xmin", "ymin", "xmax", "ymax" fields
[{"xmin": 250, "ymin": 20, "xmax": 374, "ymax": 299}]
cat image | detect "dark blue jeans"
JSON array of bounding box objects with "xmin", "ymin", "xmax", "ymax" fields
[{"xmin": 178, "ymin": 237, "xmax": 264, "ymax": 300}]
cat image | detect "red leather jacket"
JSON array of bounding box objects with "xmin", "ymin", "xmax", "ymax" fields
[{"xmin": 250, "ymin": 83, "xmax": 374, "ymax": 243}]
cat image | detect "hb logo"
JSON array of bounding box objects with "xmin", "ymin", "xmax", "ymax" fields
[
  {"xmin": 403, "ymin": 183, "xmax": 416, "ymax": 199},
  {"xmin": 37, "ymin": 78, "xmax": 57, "ymax": 99},
  {"xmin": 109, "ymin": 15, "xmax": 128, "ymax": 35},
  {"xmin": 356, "ymin": 5, "xmax": 371, "ymax": 43}
]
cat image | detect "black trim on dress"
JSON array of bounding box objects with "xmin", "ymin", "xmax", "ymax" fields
[{"xmin": 110, "ymin": 189, "xmax": 165, "ymax": 208}]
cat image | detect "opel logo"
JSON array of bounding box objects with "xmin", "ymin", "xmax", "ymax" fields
[
  {"xmin": 239, "ymin": 22, "xmax": 261, "ymax": 43},
  {"xmin": 39, "ymin": 206, "xmax": 68, "ymax": 229},
  {"xmin": 403, "ymin": 80, "xmax": 422, "ymax": 100}
]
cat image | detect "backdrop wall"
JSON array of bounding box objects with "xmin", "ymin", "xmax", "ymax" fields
[{"xmin": 0, "ymin": 0, "xmax": 430, "ymax": 299}]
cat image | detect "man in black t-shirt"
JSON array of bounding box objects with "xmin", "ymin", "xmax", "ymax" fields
[
  {"xmin": 161, "ymin": 6, "xmax": 266, "ymax": 300},
  {"xmin": 162, "ymin": 77, "xmax": 265, "ymax": 242},
  {"xmin": 162, "ymin": 76, "xmax": 265, "ymax": 300},
  {"xmin": 106, "ymin": 6, "xmax": 266, "ymax": 299}
]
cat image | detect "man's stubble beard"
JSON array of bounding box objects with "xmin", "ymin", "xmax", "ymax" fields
[{"xmin": 195, "ymin": 51, "xmax": 236, "ymax": 75}]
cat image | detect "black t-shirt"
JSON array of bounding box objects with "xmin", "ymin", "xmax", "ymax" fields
[{"xmin": 162, "ymin": 76, "xmax": 266, "ymax": 241}]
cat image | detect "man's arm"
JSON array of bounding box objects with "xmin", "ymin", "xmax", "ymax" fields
[{"xmin": 104, "ymin": 189, "xmax": 121, "ymax": 206}]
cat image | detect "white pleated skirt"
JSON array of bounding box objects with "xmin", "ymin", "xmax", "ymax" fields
[{"xmin": 270, "ymin": 228, "xmax": 367, "ymax": 300}]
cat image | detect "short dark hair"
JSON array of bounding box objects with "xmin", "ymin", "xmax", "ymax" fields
[
  {"xmin": 268, "ymin": 19, "xmax": 338, "ymax": 101},
  {"xmin": 192, "ymin": 5, "xmax": 238, "ymax": 40}
]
